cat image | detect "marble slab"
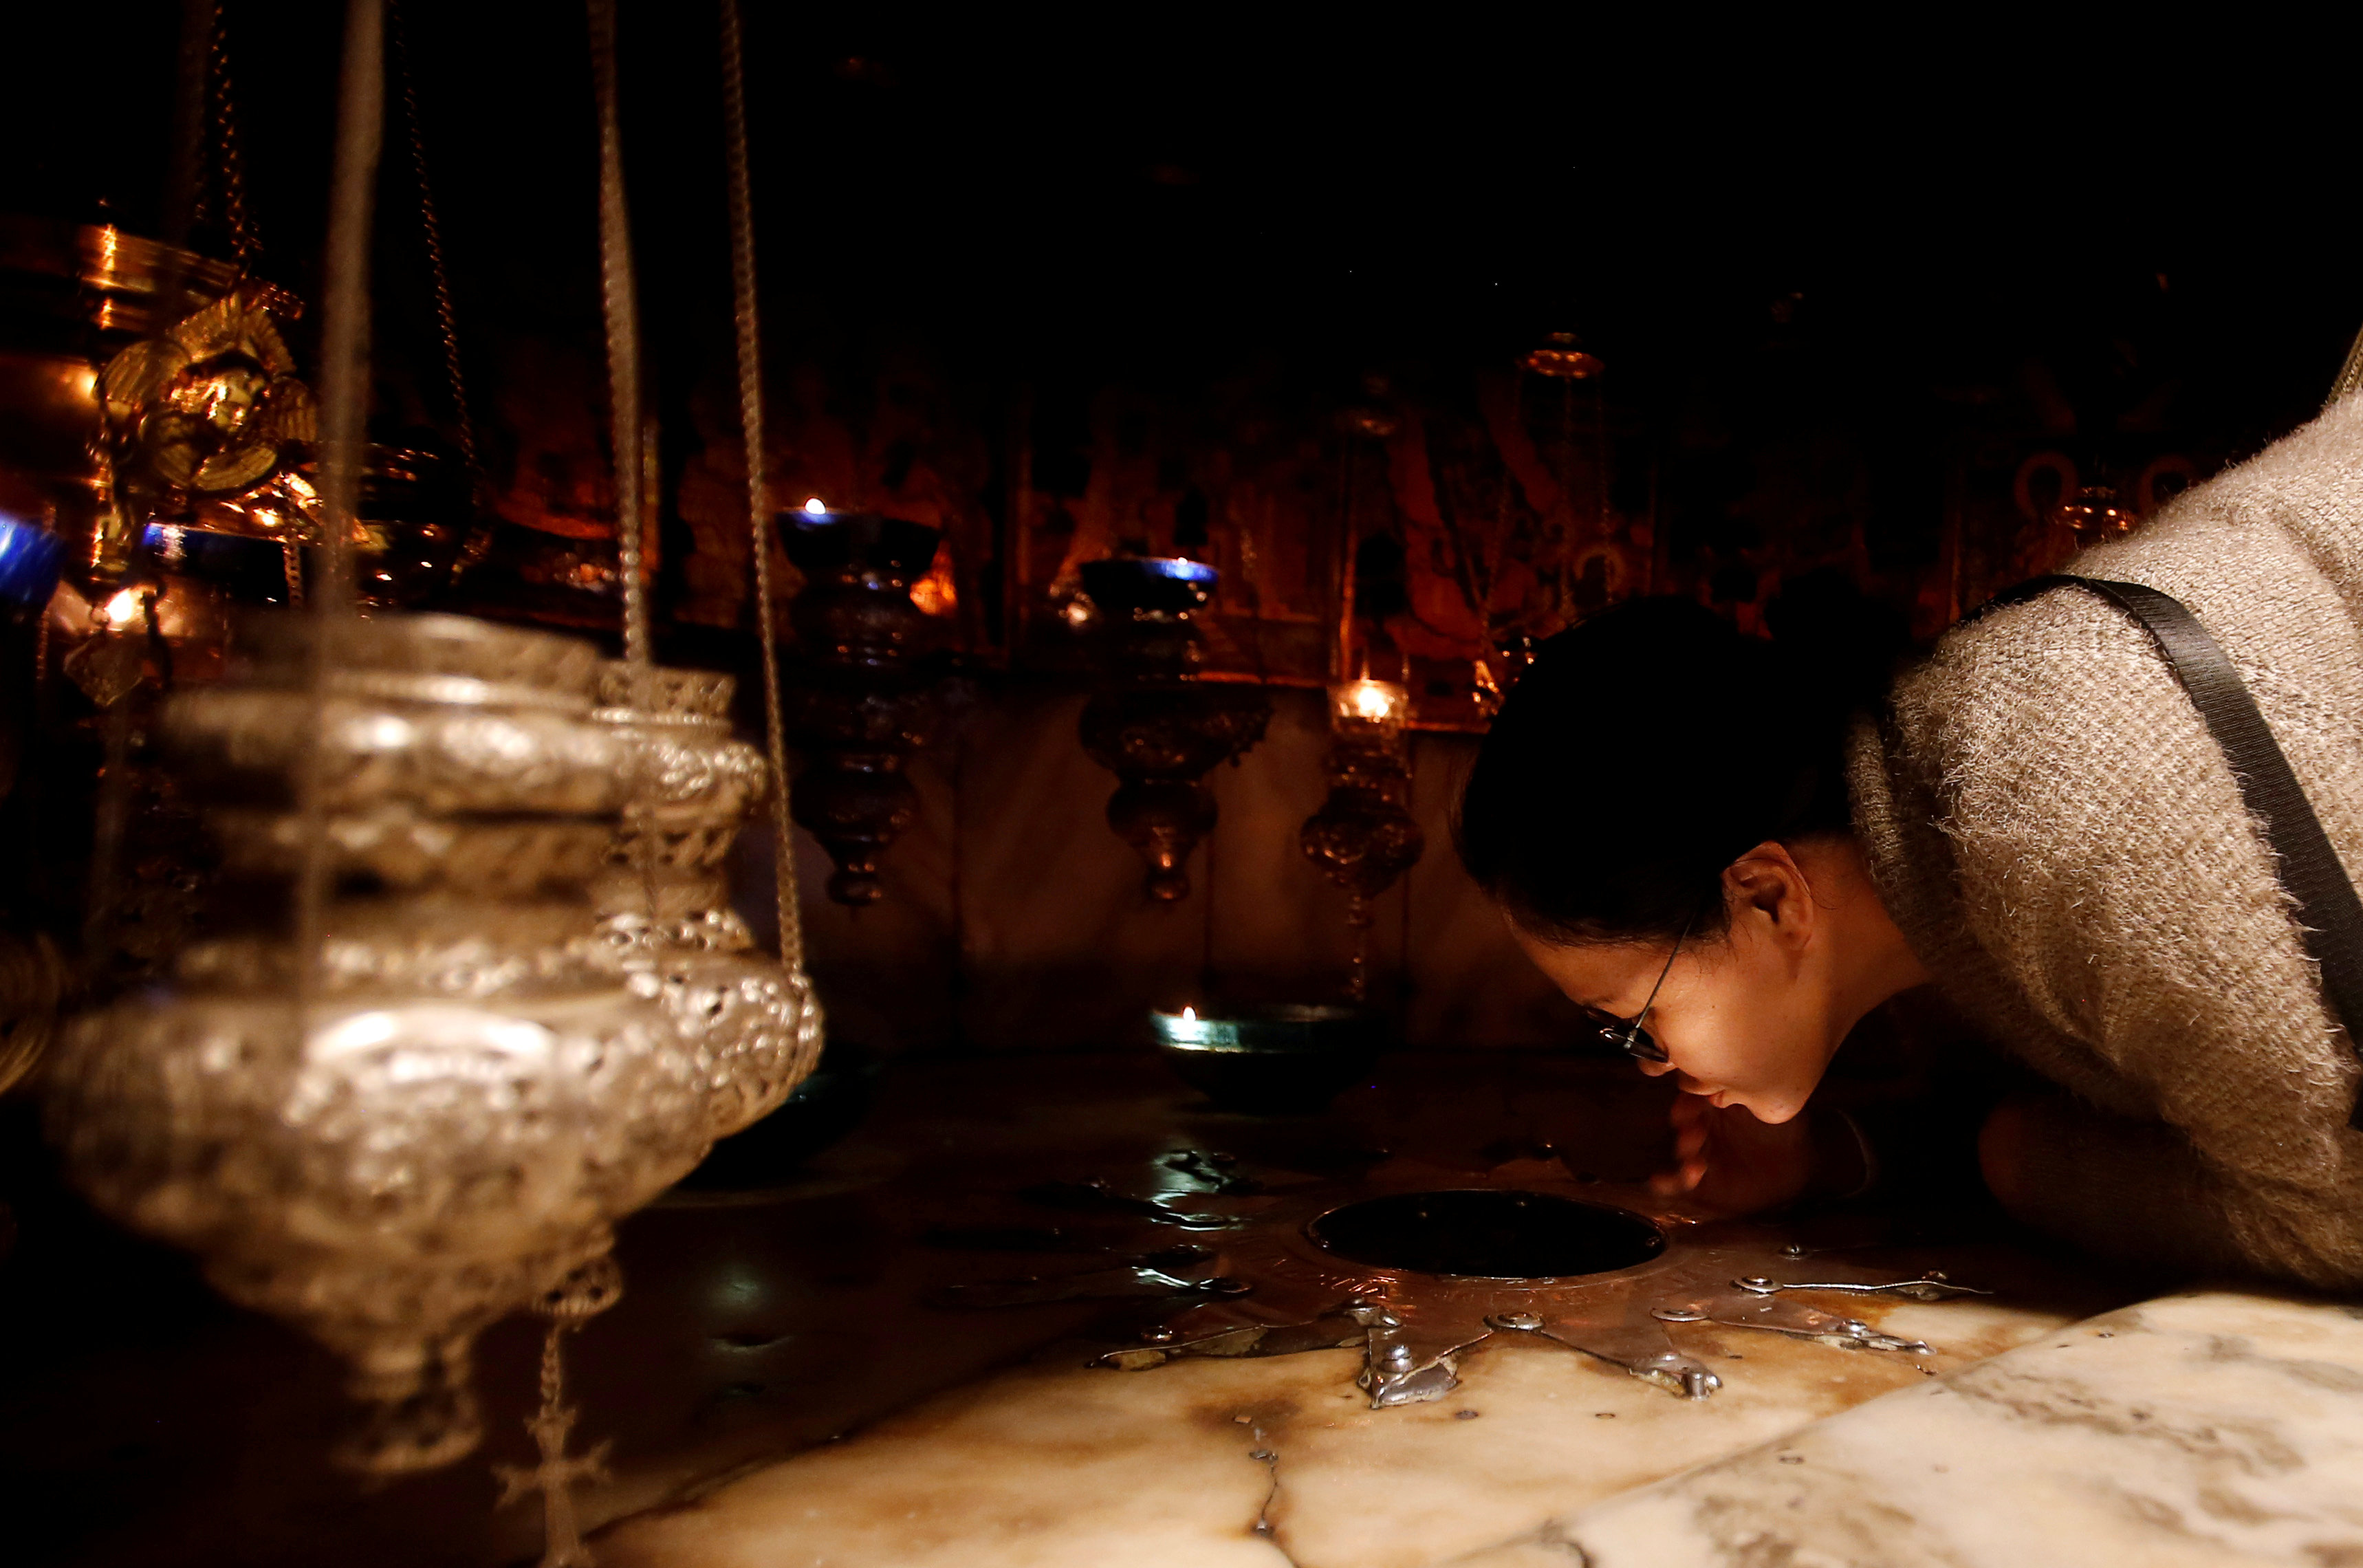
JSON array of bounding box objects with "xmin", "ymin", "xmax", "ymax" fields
[
  {"xmin": 1455, "ymin": 1289, "xmax": 2363, "ymax": 1568},
  {"xmin": 596, "ymin": 1283, "xmax": 2091, "ymax": 1568}
]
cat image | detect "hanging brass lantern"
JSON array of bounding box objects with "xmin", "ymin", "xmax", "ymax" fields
[
  {"xmin": 2053, "ymin": 482, "xmax": 2139, "ymax": 544},
  {"xmin": 1300, "ymin": 679, "xmax": 1424, "ymax": 1001},
  {"xmin": 1077, "ymin": 557, "xmax": 1270, "ymax": 902},
  {"xmin": 778, "ymin": 504, "xmax": 941, "ymax": 906},
  {"xmin": 1522, "ymin": 331, "xmax": 1604, "ymax": 381}
]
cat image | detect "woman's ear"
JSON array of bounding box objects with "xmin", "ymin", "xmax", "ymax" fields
[{"xmin": 1722, "ymin": 840, "xmax": 1817, "ymax": 950}]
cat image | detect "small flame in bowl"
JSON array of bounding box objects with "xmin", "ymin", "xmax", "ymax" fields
[
  {"xmin": 1182, "ymin": 1006, "xmax": 1197, "ymax": 1022},
  {"xmin": 802, "ymin": 497, "xmax": 829, "ymax": 517},
  {"xmin": 99, "ymin": 587, "xmax": 147, "ymax": 629},
  {"xmin": 1347, "ymin": 681, "xmax": 1396, "ymax": 721}
]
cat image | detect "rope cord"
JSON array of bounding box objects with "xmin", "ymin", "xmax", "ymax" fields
[{"xmin": 718, "ymin": 0, "xmax": 807, "ymax": 972}]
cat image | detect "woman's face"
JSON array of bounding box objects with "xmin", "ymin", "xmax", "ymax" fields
[{"xmin": 1504, "ymin": 847, "xmax": 1852, "ymax": 1124}]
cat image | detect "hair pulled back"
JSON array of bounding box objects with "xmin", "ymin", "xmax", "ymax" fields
[{"xmin": 1455, "ymin": 574, "xmax": 1904, "ymax": 948}]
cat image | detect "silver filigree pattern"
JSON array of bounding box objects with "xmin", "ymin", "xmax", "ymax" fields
[
  {"xmin": 167, "ymin": 688, "xmax": 638, "ymax": 816},
  {"xmin": 591, "ymin": 660, "xmax": 823, "ymax": 1141},
  {"xmin": 47, "ymin": 615, "xmax": 822, "ymax": 1474}
]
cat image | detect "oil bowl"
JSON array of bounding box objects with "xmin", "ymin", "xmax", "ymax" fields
[{"xmin": 1150, "ymin": 1004, "xmax": 1381, "ymax": 1113}]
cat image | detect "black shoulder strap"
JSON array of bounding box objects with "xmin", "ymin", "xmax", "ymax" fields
[{"xmin": 1985, "ymin": 574, "xmax": 2363, "ymax": 1129}]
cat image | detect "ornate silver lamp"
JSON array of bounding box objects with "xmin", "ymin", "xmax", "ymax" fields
[
  {"xmin": 43, "ymin": 1, "xmax": 825, "ymax": 1521},
  {"xmin": 47, "ymin": 613, "xmax": 774, "ymax": 1471},
  {"xmin": 591, "ymin": 660, "xmax": 823, "ymax": 1139}
]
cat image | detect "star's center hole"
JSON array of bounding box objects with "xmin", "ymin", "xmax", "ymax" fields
[{"xmin": 1307, "ymin": 1190, "xmax": 1665, "ymax": 1278}]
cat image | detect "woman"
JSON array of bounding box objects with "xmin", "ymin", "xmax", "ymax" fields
[{"xmin": 1458, "ymin": 401, "xmax": 2363, "ymax": 1287}]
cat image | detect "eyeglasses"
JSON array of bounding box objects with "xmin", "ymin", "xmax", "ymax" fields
[{"xmin": 1593, "ymin": 911, "xmax": 1697, "ymax": 1065}]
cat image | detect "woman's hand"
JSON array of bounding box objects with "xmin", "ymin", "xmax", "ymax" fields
[{"xmin": 1651, "ymin": 1093, "xmax": 1818, "ymax": 1214}]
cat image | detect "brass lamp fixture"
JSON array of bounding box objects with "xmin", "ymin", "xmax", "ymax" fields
[
  {"xmin": 1522, "ymin": 330, "xmax": 1604, "ymax": 381},
  {"xmin": 1078, "ymin": 556, "xmax": 1270, "ymax": 902},
  {"xmin": 1300, "ymin": 677, "xmax": 1424, "ymax": 1002},
  {"xmin": 778, "ymin": 501, "xmax": 941, "ymax": 906},
  {"xmin": 2053, "ymin": 483, "xmax": 2139, "ymax": 544}
]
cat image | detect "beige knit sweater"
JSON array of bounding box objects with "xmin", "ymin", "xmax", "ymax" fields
[{"xmin": 1851, "ymin": 397, "xmax": 2363, "ymax": 1287}]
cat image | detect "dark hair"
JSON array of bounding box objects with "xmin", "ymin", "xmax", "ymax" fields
[{"xmin": 1455, "ymin": 574, "xmax": 1905, "ymax": 947}]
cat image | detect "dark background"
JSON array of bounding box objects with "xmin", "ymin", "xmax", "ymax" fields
[{"xmin": 10, "ymin": 6, "xmax": 2356, "ymax": 475}]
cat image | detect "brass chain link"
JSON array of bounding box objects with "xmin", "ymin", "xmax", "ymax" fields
[
  {"xmin": 587, "ymin": 0, "xmax": 651, "ymax": 673},
  {"xmin": 388, "ymin": 0, "xmax": 479, "ymax": 475},
  {"xmin": 718, "ymin": 0, "xmax": 807, "ymax": 974},
  {"xmin": 192, "ymin": 1, "xmax": 263, "ymax": 267}
]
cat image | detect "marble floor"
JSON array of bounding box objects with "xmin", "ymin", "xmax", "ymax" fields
[
  {"xmin": 578, "ymin": 1055, "xmax": 2146, "ymax": 1568},
  {"xmin": 1466, "ymin": 1288, "xmax": 2363, "ymax": 1568},
  {"xmin": 596, "ymin": 1276, "xmax": 2363, "ymax": 1568},
  {"xmin": 12, "ymin": 1051, "xmax": 2318, "ymax": 1567},
  {"xmin": 598, "ymin": 1283, "xmax": 2099, "ymax": 1568}
]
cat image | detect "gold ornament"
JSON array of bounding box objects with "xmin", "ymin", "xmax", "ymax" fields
[{"xmin": 99, "ymin": 283, "xmax": 316, "ymax": 501}]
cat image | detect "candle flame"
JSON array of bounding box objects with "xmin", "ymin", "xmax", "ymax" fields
[
  {"xmin": 1344, "ymin": 678, "xmax": 1402, "ymax": 723},
  {"xmin": 1182, "ymin": 1006, "xmax": 1197, "ymax": 1022},
  {"xmin": 99, "ymin": 587, "xmax": 146, "ymax": 629},
  {"xmin": 802, "ymin": 497, "xmax": 829, "ymax": 517}
]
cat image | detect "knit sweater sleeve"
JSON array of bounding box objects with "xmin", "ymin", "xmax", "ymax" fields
[{"xmin": 1881, "ymin": 573, "xmax": 2363, "ymax": 1287}]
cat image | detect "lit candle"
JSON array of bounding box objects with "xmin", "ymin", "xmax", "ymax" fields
[
  {"xmin": 99, "ymin": 587, "xmax": 147, "ymax": 629},
  {"xmin": 1157, "ymin": 1006, "xmax": 1218, "ymax": 1047},
  {"xmin": 803, "ymin": 497, "xmax": 829, "ymax": 517},
  {"xmin": 1329, "ymin": 678, "xmax": 1410, "ymax": 748}
]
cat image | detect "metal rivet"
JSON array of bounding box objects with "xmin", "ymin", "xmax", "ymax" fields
[
  {"xmin": 1140, "ymin": 1326, "xmax": 1175, "ymax": 1344},
  {"xmin": 1653, "ymin": 1307, "xmax": 1707, "ymax": 1322},
  {"xmin": 1487, "ymin": 1311, "xmax": 1544, "ymax": 1331}
]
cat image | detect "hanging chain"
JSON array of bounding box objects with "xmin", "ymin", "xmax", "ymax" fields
[
  {"xmin": 588, "ymin": 0, "xmax": 651, "ymax": 673},
  {"xmin": 495, "ymin": 1281, "xmax": 613, "ymax": 1568},
  {"xmin": 389, "ymin": 0, "xmax": 478, "ymax": 475},
  {"xmin": 719, "ymin": 0, "xmax": 807, "ymax": 974},
  {"xmin": 194, "ymin": 1, "xmax": 263, "ymax": 267}
]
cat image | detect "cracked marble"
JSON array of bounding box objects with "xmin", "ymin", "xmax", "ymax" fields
[
  {"xmin": 1479, "ymin": 1289, "xmax": 2363, "ymax": 1568},
  {"xmin": 595, "ymin": 1276, "xmax": 2093, "ymax": 1568}
]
